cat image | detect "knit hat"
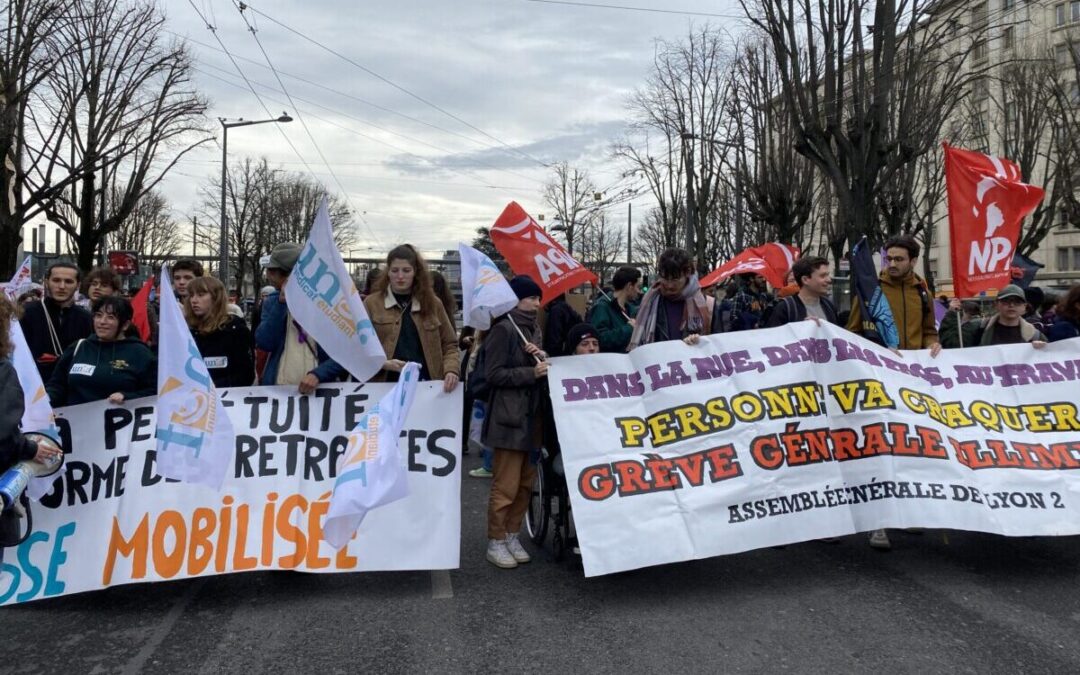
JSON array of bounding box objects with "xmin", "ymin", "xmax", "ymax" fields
[
  {"xmin": 565, "ymin": 322, "xmax": 598, "ymax": 352},
  {"xmin": 265, "ymin": 242, "xmax": 302, "ymax": 272},
  {"xmin": 509, "ymin": 275, "xmax": 542, "ymax": 300},
  {"xmin": 997, "ymin": 284, "xmax": 1026, "ymax": 302}
]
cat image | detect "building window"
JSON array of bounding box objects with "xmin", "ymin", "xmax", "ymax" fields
[
  {"xmin": 1059, "ymin": 3, "xmax": 1068, "ymax": 26},
  {"xmin": 1057, "ymin": 43, "xmax": 1071, "ymax": 66},
  {"xmin": 1002, "ymin": 0, "xmax": 1014, "ymax": 10},
  {"xmin": 973, "ymin": 39, "xmax": 989, "ymax": 62},
  {"xmin": 1070, "ymin": 80, "xmax": 1080, "ymax": 104},
  {"xmin": 928, "ymin": 259, "xmax": 939, "ymax": 279},
  {"xmin": 1074, "ymin": 1, "xmax": 1080, "ymax": 22},
  {"xmin": 972, "ymin": 77, "xmax": 990, "ymax": 100},
  {"xmin": 1057, "ymin": 246, "xmax": 1080, "ymax": 271},
  {"xmin": 1002, "ymin": 26, "xmax": 1014, "ymax": 50}
]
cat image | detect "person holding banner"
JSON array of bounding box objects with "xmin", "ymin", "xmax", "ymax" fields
[
  {"xmin": 185, "ymin": 276, "xmax": 256, "ymax": 387},
  {"xmin": 483, "ymin": 275, "xmax": 548, "ymax": 569},
  {"xmin": 628, "ymin": 248, "xmax": 711, "ymax": 350},
  {"xmin": 765, "ymin": 257, "xmax": 840, "ymax": 327},
  {"xmin": 44, "ymin": 296, "xmax": 156, "ymax": 406},
  {"xmin": 939, "ymin": 285, "xmax": 1046, "ymax": 348},
  {"xmin": 590, "ymin": 266, "xmax": 641, "ymax": 353},
  {"xmin": 364, "ymin": 244, "xmax": 460, "ymax": 391},
  {"xmin": 256, "ymin": 242, "xmax": 347, "ymax": 393}
]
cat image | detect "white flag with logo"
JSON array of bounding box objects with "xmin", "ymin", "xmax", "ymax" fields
[
  {"xmin": 458, "ymin": 243, "xmax": 517, "ymax": 330},
  {"xmin": 324, "ymin": 362, "xmax": 420, "ymax": 549},
  {"xmin": 12, "ymin": 321, "xmax": 63, "ymax": 501},
  {"xmin": 153, "ymin": 270, "xmax": 235, "ymax": 489},
  {"xmin": 4, "ymin": 256, "xmax": 33, "ymax": 299},
  {"xmin": 284, "ymin": 199, "xmax": 385, "ymax": 382}
]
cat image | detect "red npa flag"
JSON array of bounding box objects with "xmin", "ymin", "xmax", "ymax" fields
[
  {"xmin": 131, "ymin": 275, "xmax": 155, "ymax": 342},
  {"xmin": 700, "ymin": 243, "xmax": 800, "ymax": 289},
  {"xmin": 490, "ymin": 201, "xmax": 598, "ymax": 305},
  {"xmin": 944, "ymin": 142, "xmax": 1044, "ymax": 298}
]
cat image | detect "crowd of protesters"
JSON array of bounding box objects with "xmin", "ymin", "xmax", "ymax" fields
[{"xmin": 2, "ymin": 233, "xmax": 1080, "ymax": 570}]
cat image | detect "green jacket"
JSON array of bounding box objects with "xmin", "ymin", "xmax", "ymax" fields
[
  {"xmin": 940, "ymin": 311, "xmax": 1045, "ymax": 348},
  {"xmin": 590, "ymin": 295, "xmax": 637, "ymax": 353},
  {"xmin": 46, "ymin": 335, "xmax": 156, "ymax": 406}
]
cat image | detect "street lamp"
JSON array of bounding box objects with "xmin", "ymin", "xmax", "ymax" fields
[{"xmin": 219, "ymin": 113, "xmax": 292, "ymax": 284}]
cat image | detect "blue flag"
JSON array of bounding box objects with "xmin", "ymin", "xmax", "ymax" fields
[{"xmin": 851, "ymin": 237, "xmax": 899, "ymax": 348}]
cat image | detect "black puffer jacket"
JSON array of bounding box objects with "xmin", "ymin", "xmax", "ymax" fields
[{"xmin": 0, "ymin": 359, "xmax": 37, "ymax": 470}]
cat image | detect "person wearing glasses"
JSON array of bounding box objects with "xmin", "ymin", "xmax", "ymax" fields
[
  {"xmin": 627, "ymin": 248, "xmax": 711, "ymax": 349},
  {"xmin": 941, "ymin": 284, "xmax": 1047, "ymax": 348}
]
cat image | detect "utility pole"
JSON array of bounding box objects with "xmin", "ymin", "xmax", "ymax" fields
[
  {"xmin": 626, "ymin": 202, "xmax": 632, "ymax": 264},
  {"xmin": 192, "ymin": 216, "xmax": 198, "ymax": 257},
  {"xmin": 682, "ymin": 132, "xmax": 697, "ymax": 257}
]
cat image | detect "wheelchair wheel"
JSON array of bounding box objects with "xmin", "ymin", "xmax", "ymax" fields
[{"xmin": 525, "ymin": 459, "xmax": 549, "ymax": 545}]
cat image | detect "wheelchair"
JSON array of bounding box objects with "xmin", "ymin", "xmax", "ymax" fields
[{"xmin": 525, "ymin": 446, "xmax": 574, "ymax": 561}]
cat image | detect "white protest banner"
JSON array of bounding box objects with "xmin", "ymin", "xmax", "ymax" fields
[
  {"xmin": 548, "ymin": 322, "xmax": 1080, "ymax": 577},
  {"xmin": 154, "ymin": 270, "xmax": 235, "ymax": 488},
  {"xmin": 325, "ymin": 363, "xmax": 419, "ymax": 548},
  {"xmin": 285, "ymin": 199, "xmax": 385, "ymax": 382},
  {"xmin": 458, "ymin": 243, "xmax": 517, "ymax": 330},
  {"xmin": 0, "ymin": 383, "xmax": 461, "ymax": 606}
]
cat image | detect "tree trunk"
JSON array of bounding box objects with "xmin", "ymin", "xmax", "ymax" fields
[{"xmin": 0, "ymin": 222, "xmax": 24, "ymax": 278}]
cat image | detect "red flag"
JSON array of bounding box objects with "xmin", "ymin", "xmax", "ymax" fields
[
  {"xmin": 700, "ymin": 243, "xmax": 800, "ymax": 289},
  {"xmin": 490, "ymin": 201, "xmax": 598, "ymax": 305},
  {"xmin": 131, "ymin": 275, "xmax": 155, "ymax": 342},
  {"xmin": 944, "ymin": 142, "xmax": 1044, "ymax": 298}
]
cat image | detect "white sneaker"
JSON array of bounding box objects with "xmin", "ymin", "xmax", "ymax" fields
[
  {"xmin": 504, "ymin": 533, "xmax": 531, "ymax": 563},
  {"xmin": 868, "ymin": 529, "xmax": 892, "ymax": 551},
  {"xmin": 486, "ymin": 539, "xmax": 518, "ymax": 569}
]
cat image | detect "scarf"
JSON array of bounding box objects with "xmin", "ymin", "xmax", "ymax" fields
[{"xmin": 628, "ymin": 274, "xmax": 709, "ymax": 350}]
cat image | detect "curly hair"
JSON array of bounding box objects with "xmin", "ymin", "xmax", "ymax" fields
[
  {"xmin": 371, "ymin": 244, "xmax": 440, "ymax": 317},
  {"xmin": 185, "ymin": 276, "xmax": 232, "ymax": 333},
  {"xmin": 0, "ymin": 296, "xmax": 17, "ymax": 358}
]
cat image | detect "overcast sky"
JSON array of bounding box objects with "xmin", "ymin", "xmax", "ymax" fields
[{"xmin": 156, "ymin": 0, "xmax": 748, "ymax": 258}]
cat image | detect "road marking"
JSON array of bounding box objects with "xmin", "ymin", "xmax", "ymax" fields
[
  {"xmin": 121, "ymin": 578, "xmax": 206, "ymax": 675},
  {"xmin": 430, "ymin": 570, "xmax": 453, "ymax": 599}
]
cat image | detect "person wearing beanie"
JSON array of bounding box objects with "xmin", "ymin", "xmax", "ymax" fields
[
  {"xmin": 565, "ymin": 322, "xmax": 600, "ymax": 355},
  {"xmin": 940, "ymin": 284, "xmax": 1047, "ymax": 348},
  {"xmin": 254, "ymin": 242, "xmax": 346, "ymax": 393},
  {"xmin": 483, "ymin": 275, "xmax": 548, "ymax": 569}
]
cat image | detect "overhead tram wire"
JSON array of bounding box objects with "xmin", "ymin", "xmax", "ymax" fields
[
  {"xmin": 169, "ymin": 32, "xmax": 521, "ymax": 160},
  {"xmin": 192, "ymin": 60, "xmax": 545, "ymax": 186},
  {"xmin": 191, "ymin": 63, "xmax": 537, "ymax": 201},
  {"xmin": 233, "ymin": 2, "xmax": 386, "ymax": 248},
  {"xmin": 521, "ymin": 0, "xmax": 745, "ymax": 19},
  {"xmin": 238, "ymin": 1, "xmax": 553, "ymax": 170},
  {"xmin": 180, "ymin": 0, "xmax": 380, "ymax": 245}
]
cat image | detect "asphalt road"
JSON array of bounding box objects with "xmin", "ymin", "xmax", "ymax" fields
[{"xmin": 4, "ymin": 451, "xmax": 1080, "ymax": 674}]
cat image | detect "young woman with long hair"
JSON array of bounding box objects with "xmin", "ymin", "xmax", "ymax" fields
[
  {"xmin": 185, "ymin": 276, "xmax": 255, "ymax": 388},
  {"xmin": 363, "ymin": 244, "xmax": 460, "ymax": 392}
]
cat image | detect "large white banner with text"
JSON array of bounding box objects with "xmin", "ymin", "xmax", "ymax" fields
[
  {"xmin": 549, "ymin": 323, "xmax": 1080, "ymax": 577},
  {"xmin": 1, "ymin": 383, "xmax": 461, "ymax": 605}
]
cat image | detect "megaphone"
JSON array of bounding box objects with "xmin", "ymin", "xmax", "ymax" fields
[{"xmin": 0, "ymin": 430, "xmax": 63, "ymax": 509}]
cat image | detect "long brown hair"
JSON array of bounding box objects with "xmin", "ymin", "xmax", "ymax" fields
[
  {"xmin": 1057, "ymin": 284, "xmax": 1080, "ymax": 323},
  {"xmin": 0, "ymin": 296, "xmax": 16, "ymax": 358},
  {"xmin": 372, "ymin": 244, "xmax": 440, "ymax": 317},
  {"xmin": 185, "ymin": 276, "xmax": 232, "ymax": 333}
]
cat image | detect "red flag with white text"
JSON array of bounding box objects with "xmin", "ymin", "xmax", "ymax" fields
[
  {"xmin": 490, "ymin": 201, "xmax": 598, "ymax": 305},
  {"xmin": 944, "ymin": 143, "xmax": 1044, "ymax": 298},
  {"xmin": 700, "ymin": 243, "xmax": 800, "ymax": 288}
]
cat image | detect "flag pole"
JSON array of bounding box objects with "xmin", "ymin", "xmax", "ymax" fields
[
  {"xmin": 509, "ymin": 317, "xmax": 543, "ymax": 363},
  {"xmin": 595, "ymin": 286, "xmax": 631, "ymax": 321}
]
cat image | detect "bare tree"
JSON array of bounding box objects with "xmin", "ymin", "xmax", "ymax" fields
[
  {"xmin": 616, "ymin": 27, "xmax": 735, "ymax": 271},
  {"xmin": 28, "ymin": 0, "xmax": 210, "ymax": 272},
  {"xmin": 633, "ymin": 206, "xmax": 681, "ymax": 274},
  {"xmin": 104, "ymin": 187, "xmax": 179, "ymax": 270},
  {"xmin": 0, "ymin": 0, "xmax": 76, "ymax": 275},
  {"xmin": 726, "ymin": 39, "xmax": 816, "ymax": 252},
  {"xmin": 575, "ymin": 212, "xmax": 624, "ymax": 283},
  {"xmin": 739, "ymin": 0, "xmax": 985, "ymax": 262},
  {"xmin": 541, "ymin": 161, "xmax": 599, "ymax": 255}
]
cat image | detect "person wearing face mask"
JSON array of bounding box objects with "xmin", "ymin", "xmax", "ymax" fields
[
  {"xmin": 482, "ymin": 275, "xmax": 549, "ymax": 569},
  {"xmin": 20, "ymin": 262, "xmax": 93, "ymax": 381},
  {"xmin": 627, "ymin": 248, "xmax": 712, "ymax": 350},
  {"xmin": 45, "ymin": 296, "xmax": 156, "ymax": 406},
  {"xmin": 363, "ymin": 244, "xmax": 460, "ymax": 392},
  {"xmin": 185, "ymin": 276, "xmax": 255, "ymax": 388}
]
